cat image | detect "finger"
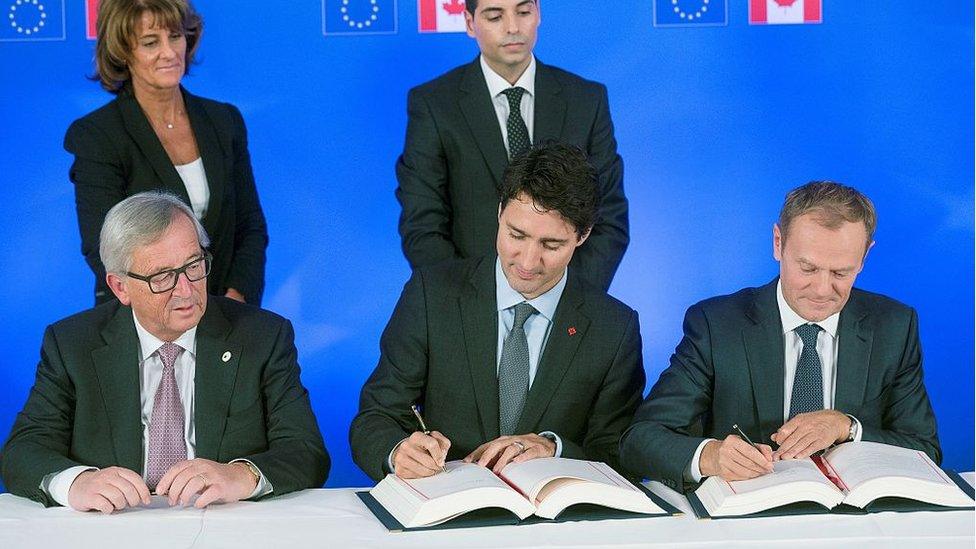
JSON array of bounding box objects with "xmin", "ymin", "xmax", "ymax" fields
[
  {"xmin": 726, "ymin": 449, "xmax": 769, "ymax": 476},
  {"xmin": 106, "ymin": 476, "xmax": 144, "ymax": 508},
  {"xmin": 783, "ymin": 432, "xmax": 824, "ymax": 459},
  {"xmin": 98, "ymin": 483, "xmax": 128, "ymax": 511},
  {"xmin": 156, "ymin": 461, "xmax": 192, "ymax": 496},
  {"xmin": 91, "ymin": 493, "xmax": 116, "ymax": 515},
  {"xmin": 773, "ymin": 426, "xmax": 811, "ymax": 458},
  {"xmin": 476, "ymin": 442, "xmax": 505, "ymax": 468},
  {"xmin": 114, "ymin": 469, "xmax": 152, "ymax": 505},
  {"xmin": 511, "ymin": 444, "xmax": 549, "ymax": 464},
  {"xmin": 400, "ymin": 445, "xmax": 441, "ymax": 474},
  {"xmin": 738, "ymin": 443, "xmax": 774, "ymax": 470},
  {"xmin": 720, "ymin": 459, "xmax": 759, "ymax": 481},
  {"xmin": 464, "ymin": 442, "xmax": 488, "ymax": 463},
  {"xmin": 757, "ymin": 444, "xmax": 775, "ymax": 463},
  {"xmin": 396, "ymin": 454, "xmax": 439, "ymax": 479},
  {"xmin": 429, "ymin": 431, "xmax": 452, "ymax": 464},
  {"xmin": 416, "ymin": 434, "xmax": 447, "ymax": 465},
  {"xmin": 491, "ymin": 444, "xmax": 523, "ymax": 474},
  {"xmin": 178, "ymin": 475, "xmax": 208, "ymax": 506},
  {"xmin": 194, "ymin": 485, "xmax": 223, "ymax": 508},
  {"xmin": 167, "ymin": 469, "xmax": 197, "ymax": 506},
  {"xmin": 773, "ymin": 419, "xmax": 800, "ymax": 443}
]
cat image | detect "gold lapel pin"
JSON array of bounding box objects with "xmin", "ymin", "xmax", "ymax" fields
[{"xmin": 221, "ymin": 351, "xmax": 232, "ymax": 362}]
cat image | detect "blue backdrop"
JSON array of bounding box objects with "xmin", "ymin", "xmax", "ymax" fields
[{"xmin": 0, "ymin": 1, "xmax": 972, "ymax": 489}]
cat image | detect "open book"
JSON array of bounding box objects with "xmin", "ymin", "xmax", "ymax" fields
[
  {"xmin": 690, "ymin": 441, "xmax": 975, "ymax": 518},
  {"xmin": 360, "ymin": 457, "xmax": 677, "ymax": 531}
]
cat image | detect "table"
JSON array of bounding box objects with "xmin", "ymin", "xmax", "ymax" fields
[{"xmin": 1, "ymin": 474, "xmax": 972, "ymax": 548}]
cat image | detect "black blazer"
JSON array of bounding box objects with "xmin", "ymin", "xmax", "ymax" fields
[
  {"xmin": 620, "ymin": 280, "xmax": 942, "ymax": 491},
  {"xmin": 349, "ymin": 255, "xmax": 646, "ymax": 481},
  {"xmin": 395, "ymin": 58, "xmax": 629, "ymax": 292},
  {"xmin": 0, "ymin": 296, "xmax": 330, "ymax": 506},
  {"xmin": 64, "ymin": 86, "xmax": 268, "ymax": 305}
]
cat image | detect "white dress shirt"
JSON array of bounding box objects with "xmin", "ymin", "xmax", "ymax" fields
[
  {"xmin": 686, "ymin": 281, "xmax": 862, "ymax": 482},
  {"xmin": 481, "ymin": 54, "xmax": 536, "ymax": 156},
  {"xmin": 41, "ymin": 312, "xmax": 271, "ymax": 507},
  {"xmin": 174, "ymin": 157, "xmax": 210, "ymax": 220}
]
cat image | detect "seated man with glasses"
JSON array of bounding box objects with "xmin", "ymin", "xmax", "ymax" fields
[{"xmin": 1, "ymin": 192, "xmax": 329, "ymax": 513}]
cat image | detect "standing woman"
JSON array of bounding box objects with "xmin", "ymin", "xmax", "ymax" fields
[{"xmin": 66, "ymin": 0, "xmax": 267, "ymax": 305}]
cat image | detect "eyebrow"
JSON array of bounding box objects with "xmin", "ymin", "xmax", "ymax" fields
[{"xmin": 144, "ymin": 252, "xmax": 204, "ymax": 275}]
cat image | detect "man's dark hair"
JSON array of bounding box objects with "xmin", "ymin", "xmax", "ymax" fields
[
  {"xmin": 499, "ymin": 142, "xmax": 600, "ymax": 239},
  {"xmin": 466, "ymin": 0, "xmax": 537, "ymax": 16}
]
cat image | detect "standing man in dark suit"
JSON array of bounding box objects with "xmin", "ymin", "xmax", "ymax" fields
[
  {"xmin": 1, "ymin": 192, "xmax": 328, "ymax": 512},
  {"xmin": 353, "ymin": 143, "xmax": 644, "ymax": 480},
  {"xmin": 396, "ymin": 0, "xmax": 628, "ymax": 292},
  {"xmin": 620, "ymin": 181, "xmax": 941, "ymax": 492}
]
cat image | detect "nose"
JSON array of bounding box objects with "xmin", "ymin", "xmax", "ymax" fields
[
  {"xmin": 811, "ymin": 270, "xmax": 833, "ymax": 297},
  {"xmin": 505, "ymin": 13, "xmax": 519, "ymax": 34},
  {"xmin": 518, "ymin": 242, "xmax": 542, "ymax": 272},
  {"xmin": 171, "ymin": 270, "xmax": 193, "ymax": 297},
  {"xmin": 159, "ymin": 37, "xmax": 177, "ymax": 59}
]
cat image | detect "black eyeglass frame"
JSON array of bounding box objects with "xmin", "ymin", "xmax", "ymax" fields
[{"xmin": 126, "ymin": 250, "xmax": 212, "ymax": 294}]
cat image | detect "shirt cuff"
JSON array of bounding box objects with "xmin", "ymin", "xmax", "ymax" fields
[
  {"xmin": 41, "ymin": 465, "xmax": 98, "ymax": 508},
  {"xmin": 538, "ymin": 431, "xmax": 562, "ymax": 457},
  {"xmin": 232, "ymin": 459, "xmax": 273, "ymax": 499},
  {"xmin": 685, "ymin": 438, "xmax": 716, "ymax": 484},
  {"xmin": 387, "ymin": 438, "xmax": 408, "ymax": 474}
]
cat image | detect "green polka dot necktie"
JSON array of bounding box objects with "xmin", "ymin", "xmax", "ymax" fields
[
  {"xmin": 789, "ymin": 323, "xmax": 824, "ymax": 419},
  {"xmin": 501, "ymin": 87, "xmax": 531, "ymax": 159}
]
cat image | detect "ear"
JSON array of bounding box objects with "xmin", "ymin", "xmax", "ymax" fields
[
  {"xmin": 772, "ymin": 223, "xmax": 783, "ymax": 262},
  {"xmin": 857, "ymin": 239, "xmax": 875, "ymax": 273},
  {"xmin": 106, "ymin": 272, "xmax": 132, "ymax": 306},
  {"xmin": 575, "ymin": 227, "xmax": 592, "ymax": 248},
  {"xmin": 465, "ymin": 10, "xmax": 476, "ymax": 38},
  {"xmin": 497, "ymin": 201, "xmax": 504, "ymax": 219}
]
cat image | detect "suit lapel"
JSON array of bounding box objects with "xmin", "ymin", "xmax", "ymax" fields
[
  {"xmin": 515, "ymin": 274, "xmax": 590, "ymax": 434},
  {"xmin": 834, "ymin": 293, "xmax": 871, "ymax": 413},
  {"xmin": 458, "ymin": 258, "xmax": 501, "ymax": 440},
  {"xmin": 742, "ymin": 280, "xmax": 786, "ymax": 444},
  {"xmin": 532, "ymin": 61, "xmax": 567, "ymax": 145},
  {"xmin": 91, "ymin": 305, "xmax": 143, "ymax": 473},
  {"xmin": 117, "ymin": 89, "xmax": 192, "ymax": 204},
  {"xmin": 458, "ymin": 58, "xmax": 509, "ymax": 187},
  {"xmin": 182, "ymin": 89, "xmax": 226, "ymax": 237},
  {"xmin": 192, "ymin": 299, "xmax": 242, "ymax": 460}
]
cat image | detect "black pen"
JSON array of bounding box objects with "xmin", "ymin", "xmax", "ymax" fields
[
  {"xmin": 411, "ymin": 404, "xmax": 447, "ymax": 473},
  {"xmin": 731, "ymin": 423, "xmax": 758, "ymax": 450}
]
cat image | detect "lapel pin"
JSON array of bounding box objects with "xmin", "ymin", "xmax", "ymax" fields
[
  {"xmin": 567, "ymin": 327, "xmax": 577, "ymax": 336},
  {"xmin": 221, "ymin": 351, "xmax": 232, "ymax": 363}
]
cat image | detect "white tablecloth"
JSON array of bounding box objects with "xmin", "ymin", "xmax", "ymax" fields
[{"xmin": 0, "ymin": 474, "xmax": 972, "ymax": 549}]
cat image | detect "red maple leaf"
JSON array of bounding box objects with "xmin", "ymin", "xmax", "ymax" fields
[
  {"xmin": 442, "ymin": 0, "xmax": 466, "ymax": 15},
  {"xmin": 773, "ymin": 0, "xmax": 798, "ymax": 6}
]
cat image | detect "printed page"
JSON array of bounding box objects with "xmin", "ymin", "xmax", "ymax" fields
[
  {"xmin": 394, "ymin": 461, "xmax": 513, "ymax": 501},
  {"xmin": 500, "ymin": 458, "xmax": 635, "ymax": 501},
  {"xmin": 725, "ymin": 459, "xmax": 837, "ymax": 494},
  {"xmin": 825, "ymin": 441, "xmax": 952, "ymax": 490}
]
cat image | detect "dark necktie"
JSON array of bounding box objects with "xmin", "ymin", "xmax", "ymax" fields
[
  {"xmin": 498, "ymin": 302, "xmax": 536, "ymax": 435},
  {"xmin": 789, "ymin": 323, "xmax": 824, "ymax": 419},
  {"xmin": 146, "ymin": 342, "xmax": 187, "ymax": 489},
  {"xmin": 501, "ymin": 87, "xmax": 531, "ymax": 159}
]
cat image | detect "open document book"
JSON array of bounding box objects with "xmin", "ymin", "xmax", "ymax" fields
[
  {"xmin": 689, "ymin": 441, "xmax": 975, "ymax": 518},
  {"xmin": 359, "ymin": 457, "xmax": 678, "ymax": 531}
]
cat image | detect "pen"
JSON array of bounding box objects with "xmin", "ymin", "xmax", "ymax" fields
[
  {"xmin": 411, "ymin": 404, "xmax": 447, "ymax": 473},
  {"xmin": 731, "ymin": 423, "xmax": 758, "ymax": 450}
]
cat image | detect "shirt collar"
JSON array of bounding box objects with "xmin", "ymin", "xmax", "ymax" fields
[
  {"xmin": 132, "ymin": 310, "xmax": 198, "ymax": 362},
  {"xmin": 776, "ymin": 279, "xmax": 839, "ymax": 338},
  {"xmin": 495, "ymin": 256, "xmax": 566, "ymax": 323},
  {"xmin": 480, "ymin": 54, "xmax": 536, "ymax": 99}
]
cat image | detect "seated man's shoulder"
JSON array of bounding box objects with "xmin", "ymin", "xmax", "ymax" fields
[
  {"xmin": 211, "ymin": 295, "xmax": 289, "ymax": 331},
  {"xmin": 848, "ymin": 287, "xmax": 916, "ymax": 325},
  {"xmin": 48, "ymin": 299, "xmax": 125, "ymax": 339},
  {"xmin": 414, "ymin": 255, "xmax": 486, "ymax": 295},
  {"xmin": 687, "ymin": 283, "xmax": 774, "ymax": 324}
]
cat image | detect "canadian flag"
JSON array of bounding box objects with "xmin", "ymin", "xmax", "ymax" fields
[
  {"xmin": 419, "ymin": 0, "xmax": 468, "ymax": 33},
  {"xmin": 749, "ymin": 0, "xmax": 822, "ymax": 25}
]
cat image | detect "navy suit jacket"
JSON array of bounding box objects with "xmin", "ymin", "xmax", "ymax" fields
[{"xmin": 620, "ymin": 279, "xmax": 941, "ymax": 492}]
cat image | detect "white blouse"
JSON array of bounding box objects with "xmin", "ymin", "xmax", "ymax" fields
[{"xmin": 174, "ymin": 157, "xmax": 210, "ymax": 219}]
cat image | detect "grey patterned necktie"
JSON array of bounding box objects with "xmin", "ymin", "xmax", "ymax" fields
[
  {"xmin": 501, "ymin": 87, "xmax": 531, "ymax": 159},
  {"xmin": 498, "ymin": 302, "xmax": 536, "ymax": 435},
  {"xmin": 789, "ymin": 323, "xmax": 824, "ymax": 419},
  {"xmin": 146, "ymin": 342, "xmax": 187, "ymax": 489}
]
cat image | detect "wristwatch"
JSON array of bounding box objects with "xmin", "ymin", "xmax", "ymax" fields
[
  {"xmin": 236, "ymin": 460, "xmax": 261, "ymax": 485},
  {"xmin": 844, "ymin": 414, "xmax": 858, "ymax": 442}
]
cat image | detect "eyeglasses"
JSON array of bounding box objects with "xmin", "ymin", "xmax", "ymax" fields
[{"xmin": 127, "ymin": 251, "xmax": 212, "ymax": 294}]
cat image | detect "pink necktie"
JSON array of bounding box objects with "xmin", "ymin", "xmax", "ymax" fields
[{"xmin": 146, "ymin": 342, "xmax": 187, "ymax": 489}]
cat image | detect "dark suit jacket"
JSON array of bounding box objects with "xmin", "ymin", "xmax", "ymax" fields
[
  {"xmin": 619, "ymin": 279, "xmax": 941, "ymax": 492},
  {"xmin": 0, "ymin": 297, "xmax": 329, "ymax": 506},
  {"xmin": 395, "ymin": 58, "xmax": 629, "ymax": 292},
  {"xmin": 64, "ymin": 86, "xmax": 268, "ymax": 305},
  {"xmin": 349, "ymin": 255, "xmax": 646, "ymax": 481}
]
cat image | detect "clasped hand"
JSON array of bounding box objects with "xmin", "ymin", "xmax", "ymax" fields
[{"xmin": 67, "ymin": 458, "xmax": 258, "ymax": 513}]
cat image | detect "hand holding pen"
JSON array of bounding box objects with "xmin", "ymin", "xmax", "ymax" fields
[
  {"xmin": 699, "ymin": 423, "xmax": 774, "ymax": 482},
  {"xmin": 391, "ymin": 404, "xmax": 451, "ymax": 479}
]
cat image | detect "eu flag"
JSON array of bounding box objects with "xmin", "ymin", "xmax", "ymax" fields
[
  {"xmin": 653, "ymin": 0, "xmax": 727, "ymax": 27},
  {"xmin": 0, "ymin": 0, "xmax": 65, "ymax": 41},
  {"xmin": 323, "ymin": 0, "xmax": 398, "ymax": 36}
]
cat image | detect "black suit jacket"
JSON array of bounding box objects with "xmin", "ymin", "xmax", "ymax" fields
[
  {"xmin": 0, "ymin": 297, "xmax": 329, "ymax": 506},
  {"xmin": 620, "ymin": 280, "xmax": 941, "ymax": 491},
  {"xmin": 349, "ymin": 255, "xmax": 645, "ymax": 481},
  {"xmin": 395, "ymin": 58, "xmax": 629, "ymax": 292},
  {"xmin": 64, "ymin": 86, "xmax": 268, "ymax": 305}
]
